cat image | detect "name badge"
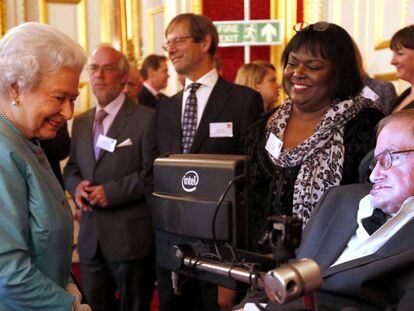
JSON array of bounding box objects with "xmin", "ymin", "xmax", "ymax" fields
[
  {"xmin": 96, "ymin": 134, "xmax": 117, "ymax": 153},
  {"xmin": 209, "ymin": 122, "xmax": 233, "ymax": 138},
  {"xmin": 361, "ymin": 86, "xmax": 379, "ymax": 102},
  {"xmin": 265, "ymin": 133, "xmax": 283, "ymax": 159}
]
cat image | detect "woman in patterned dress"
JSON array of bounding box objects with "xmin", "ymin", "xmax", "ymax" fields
[{"xmin": 246, "ymin": 22, "xmax": 385, "ymax": 249}]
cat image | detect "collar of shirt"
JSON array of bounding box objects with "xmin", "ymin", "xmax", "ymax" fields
[
  {"xmin": 182, "ymin": 69, "xmax": 219, "ymax": 127},
  {"xmin": 143, "ymin": 82, "xmax": 159, "ymax": 97},
  {"xmin": 184, "ymin": 68, "xmax": 218, "ymax": 90},
  {"xmin": 332, "ymin": 194, "xmax": 414, "ymax": 266},
  {"xmin": 95, "ymin": 92, "xmax": 125, "ymax": 135}
]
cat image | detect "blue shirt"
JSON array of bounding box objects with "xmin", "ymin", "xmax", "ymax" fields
[{"xmin": 0, "ymin": 116, "xmax": 74, "ymax": 310}]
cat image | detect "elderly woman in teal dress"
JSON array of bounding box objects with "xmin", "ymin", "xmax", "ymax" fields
[{"xmin": 0, "ymin": 23, "xmax": 90, "ymax": 310}]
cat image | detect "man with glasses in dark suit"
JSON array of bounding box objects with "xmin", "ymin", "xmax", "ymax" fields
[{"xmin": 155, "ymin": 13, "xmax": 263, "ymax": 311}]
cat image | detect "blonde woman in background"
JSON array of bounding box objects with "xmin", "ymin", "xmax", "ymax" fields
[{"xmin": 235, "ymin": 60, "xmax": 281, "ymax": 111}]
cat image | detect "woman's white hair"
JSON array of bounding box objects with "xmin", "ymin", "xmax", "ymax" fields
[{"xmin": 0, "ymin": 22, "xmax": 86, "ymax": 95}]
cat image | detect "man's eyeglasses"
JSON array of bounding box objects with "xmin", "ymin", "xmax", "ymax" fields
[
  {"xmin": 86, "ymin": 65, "xmax": 117, "ymax": 75},
  {"xmin": 162, "ymin": 35, "xmax": 193, "ymax": 51},
  {"xmin": 293, "ymin": 21, "xmax": 330, "ymax": 33},
  {"xmin": 369, "ymin": 149, "xmax": 414, "ymax": 171}
]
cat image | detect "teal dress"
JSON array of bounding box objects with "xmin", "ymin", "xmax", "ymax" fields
[{"xmin": 0, "ymin": 116, "xmax": 74, "ymax": 310}]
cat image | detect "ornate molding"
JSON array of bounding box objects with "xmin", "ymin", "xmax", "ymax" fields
[
  {"xmin": 0, "ymin": 0, "xmax": 6, "ymax": 36},
  {"xmin": 303, "ymin": 0, "xmax": 323, "ymax": 23},
  {"xmin": 75, "ymin": 81, "xmax": 90, "ymax": 115},
  {"xmin": 38, "ymin": 0, "xmax": 87, "ymax": 52},
  {"xmin": 373, "ymin": 72, "xmax": 397, "ymax": 81},
  {"xmin": 100, "ymin": 0, "xmax": 113, "ymax": 44},
  {"xmin": 125, "ymin": 0, "xmax": 142, "ymax": 63},
  {"xmin": 21, "ymin": 0, "xmax": 27, "ymax": 22},
  {"xmin": 147, "ymin": 6, "xmax": 164, "ymax": 55},
  {"xmin": 270, "ymin": 0, "xmax": 296, "ymax": 104},
  {"xmin": 191, "ymin": 0, "xmax": 203, "ymax": 14}
]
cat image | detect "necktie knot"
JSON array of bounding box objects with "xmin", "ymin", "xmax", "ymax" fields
[
  {"xmin": 95, "ymin": 109, "xmax": 108, "ymax": 123},
  {"xmin": 361, "ymin": 208, "xmax": 389, "ymax": 235},
  {"xmin": 188, "ymin": 83, "xmax": 201, "ymax": 94}
]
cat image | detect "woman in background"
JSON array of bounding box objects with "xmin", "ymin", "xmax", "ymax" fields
[
  {"xmin": 390, "ymin": 25, "xmax": 414, "ymax": 112},
  {"xmin": 353, "ymin": 40, "xmax": 397, "ymax": 114},
  {"xmin": 235, "ymin": 60, "xmax": 281, "ymax": 111},
  {"xmin": 0, "ymin": 22, "xmax": 89, "ymax": 310},
  {"xmin": 358, "ymin": 25, "xmax": 414, "ymax": 182},
  {"xmin": 246, "ymin": 22, "xmax": 384, "ymax": 249}
]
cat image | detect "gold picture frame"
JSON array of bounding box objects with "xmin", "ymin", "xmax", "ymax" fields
[
  {"xmin": 38, "ymin": 0, "xmax": 87, "ymax": 51},
  {"xmin": 75, "ymin": 81, "xmax": 90, "ymax": 115},
  {"xmin": 0, "ymin": 0, "xmax": 6, "ymax": 36},
  {"xmin": 100, "ymin": 0, "xmax": 141, "ymax": 63}
]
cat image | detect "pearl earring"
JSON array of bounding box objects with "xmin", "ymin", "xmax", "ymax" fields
[{"xmin": 11, "ymin": 100, "xmax": 17, "ymax": 106}]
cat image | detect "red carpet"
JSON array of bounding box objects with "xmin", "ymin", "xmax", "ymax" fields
[{"xmin": 71, "ymin": 263, "xmax": 159, "ymax": 310}]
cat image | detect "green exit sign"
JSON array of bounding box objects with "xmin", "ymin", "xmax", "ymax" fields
[{"xmin": 214, "ymin": 20, "xmax": 283, "ymax": 47}]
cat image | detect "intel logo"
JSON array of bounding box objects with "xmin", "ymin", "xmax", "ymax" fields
[{"xmin": 182, "ymin": 171, "xmax": 199, "ymax": 192}]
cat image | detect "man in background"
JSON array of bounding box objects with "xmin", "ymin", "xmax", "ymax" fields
[
  {"xmin": 155, "ymin": 13, "xmax": 263, "ymax": 311},
  {"xmin": 40, "ymin": 123, "xmax": 70, "ymax": 186},
  {"xmin": 64, "ymin": 45, "xmax": 157, "ymax": 311},
  {"xmin": 123, "ymin": 63, "xmax": 143, "ymax": 104},
  {"xmin": 139, "ymin": 54, "xmax": 169, "ymax": 108}
]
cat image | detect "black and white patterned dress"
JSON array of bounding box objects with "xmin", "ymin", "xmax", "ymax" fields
[{"xmin": 245, "ymin": 96, "xmax": 384, "ymax": 250}]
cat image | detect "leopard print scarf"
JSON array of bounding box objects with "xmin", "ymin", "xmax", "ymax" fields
[{"xmin": 266, "ymin": 95, "xmax": 379, "ymax": 227}]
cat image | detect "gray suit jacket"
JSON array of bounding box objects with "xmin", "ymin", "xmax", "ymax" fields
[
  {"xmin": 292, "ymin": 184, "xmax": 414, "ymax": 310},
  {"xmin": 64, "ymin": 98, "xmax": 157, "ymax": 261}
]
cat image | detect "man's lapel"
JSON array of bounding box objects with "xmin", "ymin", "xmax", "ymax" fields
[
  {"xmin": 170, "ymin": 92, "xmax": 184, "ymax": 153},
  {"xmin": 83, "ymin": 108, "xmax": 96, "ymax": 169},
  {"xmin": 314, "ymin": 214, "xmax": 358, "ymax": 271},
  {"xmin": 301, "ymin": 193, "xmax": 361, "ymax": 271},
  {"xmin": 190, "ymin": 77, "xmax": 229, "ymax": 153}
]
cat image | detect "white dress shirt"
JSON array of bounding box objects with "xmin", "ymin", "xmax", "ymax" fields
[
  {"xmin": 182, "ymin": 69, "xmax": 219, "ymax": 128},
  {"xmin": 94, "ymin": 93, "xmax": 125, "ymax": 135},
  {"xmin": 143, "ymin": 82, "xmax": 159, "ymax": 97},
  {"xmin": 332, "ymin": 194, "xmax": 414, "ymax": 266}
]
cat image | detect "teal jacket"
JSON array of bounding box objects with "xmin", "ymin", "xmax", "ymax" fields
[{"xmin": 0, "ymin": 116, "xmax": 74, "ymax": 310}]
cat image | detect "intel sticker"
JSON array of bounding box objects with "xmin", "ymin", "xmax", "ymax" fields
[{"xmin": 182, "ymin": 170, "xmax": 199, "ymax": 192}]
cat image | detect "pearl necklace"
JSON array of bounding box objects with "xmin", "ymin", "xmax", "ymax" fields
[{"xmin": 0, "ymin": 107, "xmax": 10, "ymax": 121}]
